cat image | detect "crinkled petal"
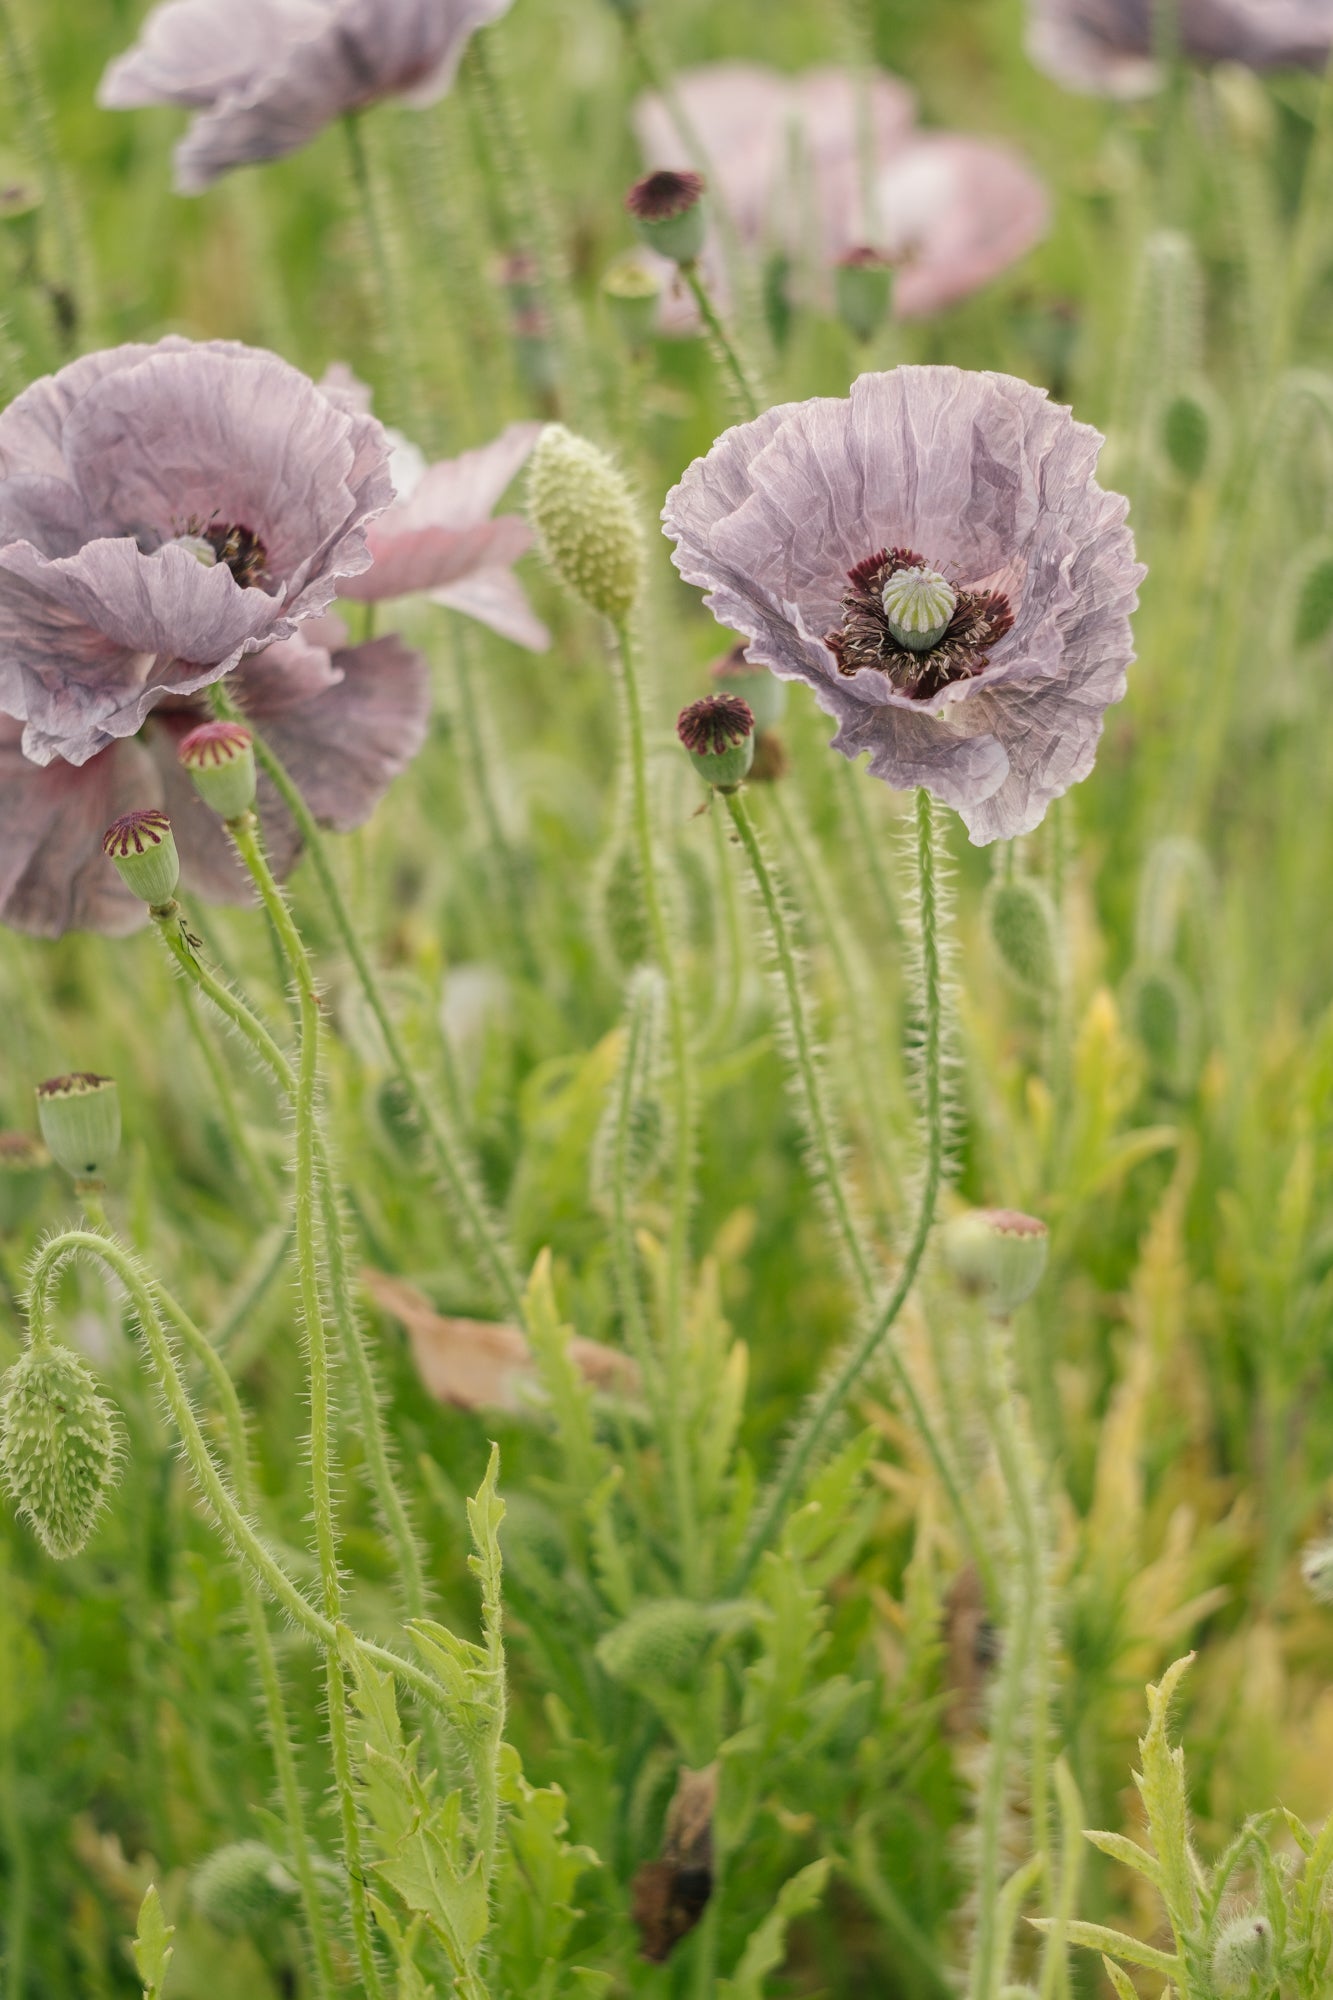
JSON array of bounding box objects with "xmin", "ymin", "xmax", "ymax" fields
[
  {"xmin": 1027, "ymin": 0, "xmax": 1333, "ymax": 95},
  {"xmin": 0, "ymin": 721, "xmax": 153, "ymax": 937},
  {"xmin": 97, "ymin": 0, "xmax": 323, "ymax": 108},
  {"xmin": 347, "ymin": 514, "xmax": 533, "ymax": 603}
]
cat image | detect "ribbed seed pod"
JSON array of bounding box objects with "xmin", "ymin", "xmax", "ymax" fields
[{"xmin": 0, "ymin": 1343, "xmax": 121, "ymax": 1558}]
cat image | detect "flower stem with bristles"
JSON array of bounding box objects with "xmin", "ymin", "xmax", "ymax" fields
[
  {"xmin": 223, "ymin": 812, "xmax": 385, "ymax": 2000},
  {"xmin": 613, "ymin": 618, "xmax": 699, "ymax": 1591},
  {"xmin": 679, "ymin": 260, "xmax": 762, "ymax": 421},
  {"xmin": 449, "ymin": 618, "xmax": 539, "ymax": 981},
  {"xmin": 727, "ymin": 788, "xmax": 956, "ymax": 1594},
  {"xmin": 207, "ymin": 682, "xmax": 524, "ymax": 1321},
  {"xmin": 342, "ymin": 110, "xmax": 418, "ymax": 432}
]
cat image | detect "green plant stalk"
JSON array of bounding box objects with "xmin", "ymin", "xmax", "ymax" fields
[
  {"xmin": 450, "ymin": 619, "xmax": 539, "ymax": 981},
  {"xmin": 208, "ymin": 685, "xmax": 525, "ymax": 1322},
  {"xmin": 0, "ymin": 1548, "xmax": 29, "ymax": 2000},
  {"xmin": 342, "ymin": 111, "xmax": 417, "ymax": 431},
  {"xmin": 723, "ymin": 789, "xmax": 990, "ymax": 1593},
  {"xmin": 224, "ymin": 813, "xmax": 385, "ymax": 2000},
  {"xmin": 0, "ymin": 0, "xmax": 89, "ymax": 341},
  {"xmin": 177, "ymin": 979, "xmax": 277, "ymax": 1209},
  {"xmin": 606, "ymin": 982, "xmax": 658, "ymax": 1387},
  {"xmin": 704, "ymin": 799, "xmax": 747, "ymax": 1050},
  {"xmin": 728, "ymin": 787, "xmax": 948, "ymax": 1595},
  {"xmin": 679, "ymin": 260, "xmax": 762, "ymax": 421},
  {"xmin": 612, "ymin": 618, "xmax": 699, "ymax": 1590}
]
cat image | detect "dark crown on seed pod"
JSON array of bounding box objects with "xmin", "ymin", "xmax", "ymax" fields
[
  {"xmin": 102, "ymin": 808, "xmax": 180, "ymax": 907},
  {"xmin": 178, "ymin": 720, "xmax": 257, "ymax": 819}
]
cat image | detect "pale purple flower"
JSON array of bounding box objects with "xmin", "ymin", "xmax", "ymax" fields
[
  {"xmin": 1027, "ymin": 0, "xmax": 1333, "ymax": 97},
  {"xmin": 0, "ymin": 337, "xmax": 392, "ymax": 769},
  {"xmin": 662, "ymin": 367, "xmax": 1143, "ymax": 844},
  {"xmin": 99, "ymin": 0, "xmax": 513, "ymax": 194},
  {"xmin": 634, "ymin": 64, "xmax": 1048, "ymax": 325},
  {"xmin": 0, "ymin": 614, "xmax": 428, "ymax": 938}
]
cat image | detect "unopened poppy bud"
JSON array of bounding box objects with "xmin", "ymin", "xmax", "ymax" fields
[
  {"xmin": 602, "ymin": 250, "xmax": 663, "ymax": 352},
  {"xmin": 1210, "ymin": 1914, "xmax": 1275, "ymax": 1998},
  {"xmin": 835, "ymin": 247, "xmax": 894, "ymax": 345},
  {"xmin": 528, "ymin": 424, "xmax": 644, "ymax": 621},
  {"xmin": 882, "ymin": 566, "xmax": 958, "ymax": 653},
  {"xmin": 0, "ymin": 1132, "xmax": 49, "ymax": 1233},
  {"xmin": 710, "ymin": 643, "xmax": 787, "ymax": 732},
  {"xmin": 1161, "ymin": 392, "xmax": 1211, "ymax": 484},
  {"xmin": 0, "ymin": 1342, "xmax": 122, "ymax": 1558},
  {"xmin": 984, "ymin": 876, "xmax": 1060, "ymax": 996},
  {"xmin": 192, "ymin": 1842, "xmax": 300, "ymax": 1935},
  {"xmin": 102, "ymin": 808, "xmax": 180, "ymax": 909},
  {"xmin": 1123, "ymin": 962, "xmax": 1199, "ymax": 1091},
  {"xmin": 36, "ymin": 1074, "xmax": 120, "ymax": 1184},
  {"xmin": 677, "ymin": 695, "xmax": 755, "ymax": 791},
  {"xmin": 1301, "ymin": 1537, "xmax": 1333, "ymax": 1604},
  {"xmin": 626, "ymin": 169, "xmax": 707, "ymax": 266},
  {"xmin": 596, "ymin": 1598, "xmax": 713, "ymax": 1691},
  {"xmin": 178, "ymin": 721, "xmax": 257, "ymax": 820},
  {"xmin": 941, "ymin": 1208, "xmax": 1049, "ymax": 1316}
]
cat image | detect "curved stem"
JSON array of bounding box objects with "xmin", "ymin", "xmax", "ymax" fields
[
  {"xmin": 680, "ymin": 261, "xmax": 762, "ymax": 421},
  {"xmin": 209, "ymin": 685, "xmax": 525, "ymax": 1321},
  {"xmin": 727, "ymin": 788, "xmax": 949, "ymax": 1594}
]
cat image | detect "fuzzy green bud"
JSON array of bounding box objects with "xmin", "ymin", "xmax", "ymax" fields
[
  {"xmin": 178, "ymin": 720, "xmax": 258, "ymax": 820},
  {"xmin": 602, "ymin": 250, "xmax": 662, "ymax": 352},
  {"xmin": 940, "ymin": 1209, "xmax": 1049, "ymax": 1316},
  {"xmin": 0, "ymin": 1343, "xmax": 121, "ymax": 1558},
  {"xmin": 676, "ymin": 695, "xmax": 754, "ymax": 791},
  {"xmin": 596, "ymin": 1598, "xmax": 713, "ymax": 1690},
  {"xmin": 1301, "ymin": 1537, "xmax": 1333, "ymax": 1604},
  {"xmin": 1123, "ymin": 962, "xmax": 1199, "ymax": 1091},
  {"xmin": 710, "ymin": 643, "xmax": 788, "ymax": 732},
  {"xmin": 625, "ymin": 169, "xmax": 707, "ymax": 266},
  {"xmin": 1210, "ymin": 1913, "xmax": 1275, "ymax": 1998},
  {"xmin": 882, "ymin": 566, "xmax": 957, "ymax": 653},
  {"xmin": 835, "ymin": 247, "xmax": 894, "ymax": 345},
  {"xmin": 984, "ymin": 875, "xmax": 1060, "ymax": 996},
  {"xmin": 528, "ymin": 424, "xmax": 644, "ymax": 621},
  {"xmin": 0, "ymin": 1132, "xmax": 49, "ymax": 1233},
  {"xmin": 192, "ymin": 1842, "xmax": 300, "ymax": 1935},
  {"xmin": 36, "ymin": 1074, "xmax": 120, "ymax": 1184},
  {"xmin": 102, "ymin": 808, "xmax": 180, "ymax": 908}
]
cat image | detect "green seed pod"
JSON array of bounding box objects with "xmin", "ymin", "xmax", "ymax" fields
[
  {"xmin": 882, "ymin": 566, "xmax": 957, "ymax": 653},
  {"xmin": 191, "ymin": 1842, "xmax": 299, "ymax": 1936},
  {"xmin": 625, "ymin": 169, "xmax": 707, "ymax": 267},
  {"xmin": 102, "ymin": 808, "xmax": 180, "ymax": 908},
  {"xmin": 528, "ymin": 424, "xmax": 644, "ymax": 622},
  {"xmin": 0, "ymin": 1132, "xmax": 49, "ymax": 1234},
  {"xmin": 710, "ymin": 644, "xmax": 788, "ymax": 733},
  {"xmin": 835, "ymin": 248, "xmax": 894, "ymax": 345},
  {"xmin": 596, "ymin": 1599, "xmax": 713, "ymax": 1691},
  {"xmin": 676, "ymin": 695, "xmax": 755, "ymax": 792},
  {"xmin": 178, "ymin": 721, "xmax": 258, "ymax": 820},
  {"xmin": 984, "ymin": 876, "xmax": 1060, "ymax": 996},
  {"xmin": 1123, "ymin": 962, "xmax": 1199, "ymax": 1092},
  {"xmin": 940, "ymin": 1209, "xmax": 1049, "ymax": 1317},
  {"xmin": 36, "ymin": 1074, "xmax": 120, "ymax": 1184},
  {"xmin": 1301, "ymin": 1537, "xmax": 1333, "ymax": 1604},
  {"xmin": 602, "ymin": 250, "xmax": 662, "ymax": 352},
  {"xmin": 1210, "ymin": 1912, "xmax": 1276, "ymax": 1998},
  {"xmin": 0, "ymin": 1343, "xmax": 121, "ymax": 1559}
]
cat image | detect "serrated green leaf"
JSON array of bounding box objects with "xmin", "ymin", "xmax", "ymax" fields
[
  {"xmin": 717, "ymin": 1858, "xmax": 830, "ymax": 1999},
  {"xmin": 1084, "ymin": 1829, "xmax": 1166, "ymax": 1888},
  {"xmin": 132, "ymin": 1883, "xmax": 174, "ymax": 1998}
]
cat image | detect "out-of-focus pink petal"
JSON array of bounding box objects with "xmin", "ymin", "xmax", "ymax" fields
[
  {"xmin": 0, "ymin": 720, "xmax": 154, "ymax": 937},
  {"xmin": 1027, "ymin": 0, "xmax": 1333, "ymax": 96},
  {"xmin": 430, "ymin": 569, "xmax": 550, "ymax": 652},
  {"xmin": 348, "ymin": 515, "xmax": 533, "ymax": 603},
  {"xmin": 249, "ymin": 634, "xmax": 431, "ymax": 832}
]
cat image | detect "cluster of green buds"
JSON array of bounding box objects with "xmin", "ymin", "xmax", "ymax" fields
[
  {"xmin": 940, "ymin": 1207, "xmax": 1049, "ymax": 1316},
  {"xmin": 36, "ymin": 1073, "xmax": 120, "ymax": 1188},
  {"xmin": 625, "ymin": 168, "xmax": 706, "ymax": 268},
  {"xmin": 528, "ymin": 424, "xmax": 644, "ymax": 622},
  {"xmin": 676, "ymin": 694, "xmax": 755, "ymax": 793}
]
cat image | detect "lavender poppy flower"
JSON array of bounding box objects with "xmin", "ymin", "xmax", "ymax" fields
[
  {"xmin": 0, "ymin": 614, "xmax": 428, "ymax": 937},
  {"xmin": 0, "ymin": 337, "xmax": 392, "ymax": 771},
  {"xmin": 661, "ymin": 367, "xmax": 1143, "ymax": 844},
  {"xmin": 1027, "ymin": 0, "xmax": 1333, "ymax": 97},
  {"xmin": 634, "ymin": 64, "xmax": 1048, "ymax": 325},
  {"xmin": 99, "ymin": 0, "xmax": 514, "ymax": 195}
]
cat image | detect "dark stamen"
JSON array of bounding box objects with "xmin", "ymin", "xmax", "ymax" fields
[{"xmin": 826, "ymin": 548, "xmax": 1013, "ymax": 701}]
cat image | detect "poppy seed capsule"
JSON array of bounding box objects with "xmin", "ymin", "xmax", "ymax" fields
[
  {"xmin": 625, "ymin": 169, "xmax": 707, "ymax": 266},
  {"xmin": 178, "ymin": 720, "xmax": 257, "ymax": 820},
  {"xmin": 35, "ymin": 1074, "xmax": 120, "ymax": 1184},
  {"xmin": 0, "ymin": 1343, "xmax": 122, "ymax": 1558},
  {"xmin": 528, "ymin": 425, "xmax": 644, "ymax": 622},
  {"xmin": 677, "ymin": 695, "xmax": 755, "ymax": 791},
  {"xmin": 710, "ymin": 644, "xmax": 788, "ymax": 733},
  {"xmin": 940, "ymin": 1208, "xmax": 1049, "ymax": 1316},
  {"xmin": 881, "ymin": 565, "xmax": 959, "ymax": 653},
  {"xmin": 835, "ymin": 247, "xmax": 894, "ymax": 345},
  {"xmin": 101, "ymin": 808, "xmax": 180, "ymax": 908}
]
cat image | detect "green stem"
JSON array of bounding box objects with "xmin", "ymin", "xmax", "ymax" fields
[
  {"xmin": 727, "ymin": 788, "xmax": 949, "ymax": 1595},
  {"xmin": 209, "ymin": 686, "xmax": 525, "ymax": 1321},
  {"xmin": 680, "ymin": 261, "xmax": 762, "ymax": 421},
  {"xmin": 342, "ymin": 111, "xmax": 416, "ymax": 429},
  {"xmin": 703, "ymin": 797, "xmax": 746, "ymax": 1050},
  {"xmin": 0, "ymin": 0, "xmax": 88, "ymax": 342},
  {"xmin": 605, "ymin": 973, "xmax": 660, "ymax": 1386},
  {"xmin": 177, "ymin": 979, "xmax": 277, "ymax": 1210},
  {"xmin": 224, "ymin": 814, "xmax": 385, "ymax": 2000},
  {"xmin": 450, "ymin": 619, "xmax": 539, "ymax": 981}
]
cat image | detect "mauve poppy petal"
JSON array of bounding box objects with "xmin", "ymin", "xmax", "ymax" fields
[
  {"xmin": 396, "ymin": 423, "xmax": 543, "ymax": 529},
  {"xmin": 430, "ymin": 569, "xmax": 550, "ymax": 652},
  {"xmin": 232, "ymin": 620, "xmax": 346, "ymax": 713},
  {"xmin": 874, "ymin": 137, "xmax": 1050, "ymax": 319},
  {"xmin": 253, "ymin": 635, "xmax": 431, "ymax": 832},
  {"xmin": 0, "ymin": 722, "xmax": 154, "ymax": 937},
  {"xmin": 1027, "ymin": 0, "xmax": 1333, "ymax": 95},
  {"xmin": 348, "ymin": 515, "xmax": 533, "ymax": 603},
  {"xmin": 98, "ymin": 0, "xmax": 322, "ymax": 109}
]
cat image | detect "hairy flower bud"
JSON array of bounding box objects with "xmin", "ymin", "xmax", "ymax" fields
[
  {"xmin": 0, "ymin": 1132, "xmax": 49, "ymax": 1233},
  {"xmin": 192, "ymin": 1842, "xmax": 300, "ymax": 1935},
  {"xmin": 0, "ymin": 1343, "xmax": 121, "ymax": 1558},
  {"xmin": 178, "ymin": 721, "xmax": 258, "ymax": 820},
  {"xmin": 602, "ymin": 250, "xmax": 663, "ymax": 352},
  {"xmin": 1210, "ymin": 1913, "xmax": 1275, "ymax": 1998},
  {"xmin": 940, "ymin": 1208, "xmax": 1049, "ymax": 1316},
  {"xmin": 36, "ymin": 1074, "xmax": 120, "ymax": 1184},
  {"xmin": 710, "ymin": 643, "xmax": 787, "ymax": 733},
  {"xmin": 677, "ymin": 695, "xmax": 755, "ymax": 791},
  {"xmin": 984, "ymin": 876, "xmax": 1060, "ymax": 996},
  {"xmin": 835, "ymin": 247, "xmax": 894, "ymax": 345},
  {"xmin": 625, "ymin": 169, "xmax": 706, "ymax": 266},
  {"xmin": 528, "ymin": 425, "xmax": 644, "ymax": 621},
  {"xmin": 596, "ymin": 1598, "xmax": 713, "ymax": 1690},
  {"xmin": 102, "ymin": 808, "xmax": 180, "ymax": 908}
]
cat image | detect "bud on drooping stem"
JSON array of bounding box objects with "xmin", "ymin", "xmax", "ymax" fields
[
  {"xmin": 625, "ymin": 169, "xmax": 707, "ymax": 267},
  {"xmin": 527, "ymin": 425, "xmax": 644, "ymax": 622},
  {"xmin": 35, "ymin": 1074, "xmax": 120, "ymax": 1186},
  {"xmin": 676, "ymin": 695, "xmax": 755, "ymax": 792},
  {"xmin": 940, "ymin": 1209, "xmax": 1049, "ymax": 1316},
  {"xmin": 178, "ymin": 721, "xmax": 258, "ymax": 820},
  {"xmin": 0, "ymin": 1342, "xmax": 122, "ymax": 1558},
  {"xmin": 102, "ymin": 808, "xmax": 180, "ymax": 909}
]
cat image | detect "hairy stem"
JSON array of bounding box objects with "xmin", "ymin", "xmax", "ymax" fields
[
  {"xmin": 680, "ymin": 260, "xmax": 762, "ymax": 421},
  {"xmin": 342, "ymin": 111, "xmax": 417, "ymax": 429}
]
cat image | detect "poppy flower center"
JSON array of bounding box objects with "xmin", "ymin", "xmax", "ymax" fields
[
  {"xmin": 826, "ymin": 547, "xmax": 1014, "ymax": 702},
  {"xmin": 167, "ymin": 517, "xmax": 271, "ymax": 589}
]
